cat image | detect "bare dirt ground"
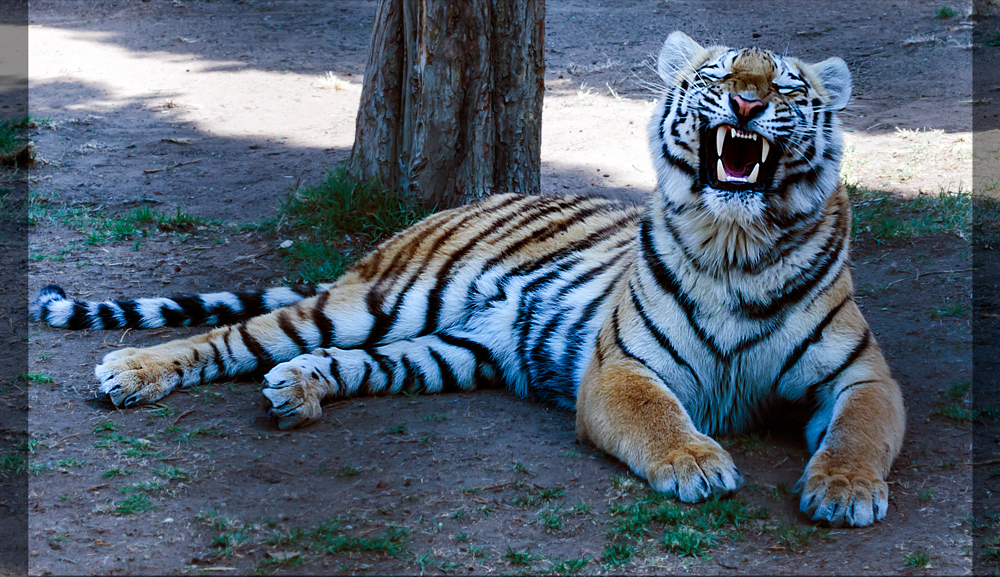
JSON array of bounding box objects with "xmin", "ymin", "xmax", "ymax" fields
[{"xmin": 24, "ymin": 0, "xmax": 974, "ymax": 574}]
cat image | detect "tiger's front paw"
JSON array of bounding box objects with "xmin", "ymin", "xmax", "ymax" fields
[
  {"xmin": 647, "ymin": 436, "xmax": 744, "ymax": 502},
  {"xmin": 261, "ymin": 355, "xmax": 333, "ymax": 430},
  {"xmin": 797, "ymin": 455, "xmax": 888, "ymax": 527},
  {"xmin": 94, "ymin": 348, "xmax": 181, "ymax": 407}
]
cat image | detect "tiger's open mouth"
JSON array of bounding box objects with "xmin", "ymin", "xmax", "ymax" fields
[{"xmin": 702, "ymin": 124, "xmax": 777, "ymax": 193}]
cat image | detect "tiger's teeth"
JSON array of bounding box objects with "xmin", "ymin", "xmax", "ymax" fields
[
  {"xmin": 761, "ymin": 139, "xmax": 770, "ymax": 163},
  {"xmin": 716, "ymin": 159, "xmax": 728, "ymax": 182},
  {"xmin": 748, "ymin": 163, "xmax": 760, "ymax": 183},
  {"xmin": 717, "ymin": 127, "xmax": 725, "ymax": 156}
]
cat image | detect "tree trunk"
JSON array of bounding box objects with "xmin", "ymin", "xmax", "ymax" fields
[{"xmin": 348, "ymin": 0, "xmax": 544, "ymax": 209}]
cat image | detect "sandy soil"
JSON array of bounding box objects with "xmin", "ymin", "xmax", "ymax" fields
[{"xmin": 25, "ymin": 0, "xmax": 974, "ymax": 574}]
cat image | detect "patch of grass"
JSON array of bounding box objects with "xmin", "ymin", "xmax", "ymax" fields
[
  {"xmin": 935, "ymin": 6, "xmax": 957, "ymax": 17},
  {"xmin": 768, "ymin": 519, "xmax": 830, "ymax": 551},
  {"xmin": 550, "ymin": 556, "xmax": 590, "ymax": 574},
  {"xmin": 981, "ymin": 406, "xmax": 1000, "ymax": 421},
  {"xmin": 511, "ymin": 461, "xmax": 531, "ymax": 474},
  {"xmin": 609, "ymin": 474, "xmax": 642, "ymax": 493},
  {"xmin": 101, "ymin": 467, "xmax": 135, "ymax": 479},
  {"xmin": 724, "ymin": 431, "xmax": 771, "ymax": 455},
  {"xmin": 421, "ymin": 413, "xmax": 447, "ymax": 422},
  {"xmin": 265, "ymin": 517, "xmax": 410, "ymax": 557},
  {"xmin": 123, "ymin": 480, "xmax": 167, "ymax": 495},
  {"xmin": 92, "ymin": 421, "xmax": 117, "ymax": 434},
  {"xmin": 931, "ymin": 302, "xmax": 967, "ymax": 318},
  {"xmin": 982, "ymin": 31, "xmax": 1000, "ymax": 47},
  {"xmin": 113, "ymin": 493, "xmax": 157, "ymax": 515},
  {"xmin": 932, "ymin": 404, "xmax": 975, "ymax": 423},
  {"xmin": 848, "ymin": 184, "xmax": 970, "ymax": 243},
  {"xmin": 769, "ymin": 481, "xmax": 792, "ymax": 500},
  {"xmin": 279, "ymin": 167, "xmax": 435, "ymax": 283},
  {"xmin": 176, "ymin": 426, "xmax": 226, "ymax": 442},
  {"xmin": 508, "ymin": 484, "xmax": 566, "ymax": 508},
  {"xmin": 0, "ymin": 454, "xmax": 26, "ymax": 475},
  {"xmin": 602, "ymin": 542, "xmax": 634, "ymax": 566},
  {"xmin": 904, "ymin": 549, "xmax": 931, "ymax": 569},
  {"xmin": 947, "ymin": 380, "xmax": 971, "ymax": 400},
  {"xmin": 662, "ymin": 525, "xmax": 715, "ymax": 557},
  {"xmin": 917, "ymin": 488, "xmax": 933, "ymax": 503},
  {"xmin": 153, "ymin": 466, "xmax": 190, "ymax": 482},
  {"xmin": 538, "ymin": 506, "xmax": 565, "ymax": 531},
  {"xmin": 0, "ymin": 116, "xmax": 35, "ymax": 168},
  {"xmin": 501, "ymin": 546, "xmax": 536, "ymax": 566},
  {"xmin": 384, "ymin": 423, "xmax": 407, "ymax": 435},
  {"xmin": 17, "ymin": 372, "xmax": 53, "ymax": 383}
]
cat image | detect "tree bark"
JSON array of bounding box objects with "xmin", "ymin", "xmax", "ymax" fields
[{"xmin": 348, "ymin": 0, "xmax": 544, "ymax": 209}]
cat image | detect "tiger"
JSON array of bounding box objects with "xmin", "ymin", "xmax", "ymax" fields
[{"xmin": 31, "ymin": 31, "xmax": 904, "ymax": 527}]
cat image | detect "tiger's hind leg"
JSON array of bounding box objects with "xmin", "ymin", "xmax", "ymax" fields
[{"xmin": 262, "ymin": 332, "xmax": 489, "ymax": 429}]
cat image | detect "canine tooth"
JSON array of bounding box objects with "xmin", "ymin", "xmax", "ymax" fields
[
  {"xmin": 748, "ymin": 163, "xmax": 760, "ymax": 183},
  {"xmin": 717, "ymin": 127, "xmax": 725, "ymax": 156},
  {"xmin": 761, "ymin": 139, "xmax": 769, "ymax": 162},
  {"xmin": 717, "ymin": 159, "xmax": 728, "ymax": 182}
]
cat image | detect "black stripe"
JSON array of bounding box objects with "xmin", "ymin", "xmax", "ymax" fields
[
  {"xmin": 236, "ymin": 291, "xmax": 268, "ymax": 318},
  {"xmin": 559, "ymin": 264, "xmax": 629, "ymax": 372},
  {"xmin": 437, "ymin": 333, "xmax": 494, "ymax": 367},
  {"xmin": 159, "ymin": 303, "xmax": 189, "ymax": 327},
  {"xmin": 804, "ymin": 328, "xmax": 872, "ymax": 408},
  {"xmin": 611, "ymin": 308, "xmax": 644, "ymax": 364},
  {"xmin": 481, "ymin": 201, "xmax": 608, "ymax": 272},
  {"xmin": 68, "ymin": 301, "xmax": 91, "ymax": 330},
  {"xmin": 369, "ymin": 350, "xmax": 396, "ymax": 394},
  {"xmin": 429, "ymin": 347, "xmax": 461, "ymax": 393},
  {"xmin": 401, "ymin": 355, "xmax": 425, "ymax": 393},
  {"xmin": 422, "ymin": 197, "xmax": 588, "ymax": 336},
  {"xmin": 833, "ymin": 378, "xmax": 881, "ymax": 404},
  {"xmin": 312, "ymin": 290, "xmax": 335, "ymax": 349},
  {"xmin": 639, "ymin": 217, "xmax": 723, "ymax": 359},
  {"xmin": 276, "ymin": 310, "xmax": 309, "ymax": 354},
  {"xmin": 629, "ymin": 283, "xmax": 701, "ymax": 388},
  {"xmin": 738, "ymin": 206, "xmax": 847, "ymax": 320},
  {"xmin": 364, "ymin": 195, "xmax": 528, "ymax": 346},
  {"xmin": 238, "ymin": 323, "xmax": 271, "ymax": 366},
  {"xmin": 292, "ymin": 284, "xmax": 318, "ymax": 298},
  {"xmin": 502, "ymin": 211, "xmax": 636, "ymax": 280},
  {"xmin": 770, "ymin": 295, "xmax": 851, "ymax": 394},
  {"xmin": 222, "ymin": 328, "xmax": 236, "ymax": 366},
  {"xmin": 359, "ymin": 361, "xmax": 373, "ymax": 395},
  {"xmin": 328, "ymin": 357, "xmax": 344, "ymax": 393},
  {"xmin": 118, "ymin": 300, "xmax": 143, "ymax": 328},
  {"xmin": 209, "ymin": 342, "xmax": 227, "ymax": 378},
  {"xmin": 661, "ymin": 144, "xmax": 697, "ymax": 177},
  {"xmin": 171, "ymin": 294, "xmax": 206, "ymax": 326},
  {"xmin": 96, "ymin": 303, "xmax": 119, "ymax": 329}
]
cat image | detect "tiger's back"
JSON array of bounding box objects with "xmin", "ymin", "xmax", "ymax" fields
[{"xmin": 329, "ymin": 192, "xmax": 642, "ymax": 408}]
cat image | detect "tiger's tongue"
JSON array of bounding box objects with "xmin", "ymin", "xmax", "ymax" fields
[{"xmin": 722, "ymin": 143, "xmax": 756, "ymax": 177}]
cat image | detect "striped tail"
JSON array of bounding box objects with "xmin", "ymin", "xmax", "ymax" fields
[{"xmin": 30, "ymin": 283, "xmax": 333, "ymax": 330}]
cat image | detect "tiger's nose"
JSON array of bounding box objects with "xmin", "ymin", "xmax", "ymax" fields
[{"xmin": 729, "ymin": 94, "xmax": 766, "ymax": 122}]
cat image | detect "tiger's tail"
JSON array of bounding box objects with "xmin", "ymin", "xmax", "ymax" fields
[{"xmin": 30, "ymin": 283, "xmax": 334, "ymax": 330}]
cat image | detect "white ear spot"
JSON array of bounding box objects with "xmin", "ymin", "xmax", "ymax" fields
[
  {"xmin": 812, "ymin": 57, "xmax": 852, "ymax": 111},
  {"xmin": 657, "ymin": 31, "xmax": 704, "ymax": 84}
]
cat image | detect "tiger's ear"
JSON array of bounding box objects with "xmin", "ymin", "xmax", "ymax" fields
[
  {"xmin": 657, "ymin": 31, "xmax": 703, "ymax": 84},
  {"xmin": 812, "ymin": 57, "xmax": 852, "ymax": 111}
]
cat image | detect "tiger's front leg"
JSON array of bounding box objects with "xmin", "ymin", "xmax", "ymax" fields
[
  {"xmin": 575, "ymin": 353, "xmax": 743, "ymax": 501},
  {"xmin": 261, "ymin": 332, "xmax": 485, "ymax": 429},
  {"xmin": 798, "ymin": 342, "xmax": 905, "ymax": 527}
]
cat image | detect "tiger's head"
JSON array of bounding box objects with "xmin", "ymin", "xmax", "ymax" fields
[{"xmin": 649, "ymin": 32, "xmax": 851, "ymax": 233}]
